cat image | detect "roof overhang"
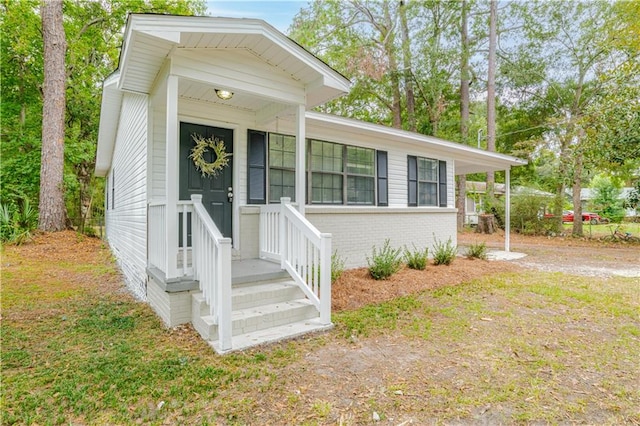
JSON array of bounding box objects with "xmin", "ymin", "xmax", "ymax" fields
[
  {"xmin": 95, "ymin": 73, "xmax": 122, "ymax": 177},
  {"xmin": 305, "ymin": 112, "xmax": 528, "ymax": 174},
  {"xmin": 118, "ymin": 14, "xmax": 350, "ymax": 106}
]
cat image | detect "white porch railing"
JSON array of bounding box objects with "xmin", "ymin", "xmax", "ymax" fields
[
  {"xmin": 148, "ymin": 200, "xmax": 194, "ymax": 278},
  {"xmin": 259, "ymin": 203, "xmax": 281, "ymax": 262},
  {"xmin": 260, "ymin": 198, "xmax": 332, "ymax": 325},
  {"xmin": 148, "ymin": 201, "xmax": 166, "ymax": 272},
  {"xmin": 147, "ymin": 196, "xmax": 232, "ymax": 351},
  {"xmin": 190, "ymin": 194, "xmax": 232, "ymax": 351}
]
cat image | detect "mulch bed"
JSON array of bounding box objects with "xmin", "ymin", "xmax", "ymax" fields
[{"xmin": 332, "ymin": 259, "xmax": 519, "ymax": 312}]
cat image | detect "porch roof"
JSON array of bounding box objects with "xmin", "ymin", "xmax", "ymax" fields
[
  {"xmin": 305, "ymin": 112, "xmax": 528, "ymax": 175},
  {"xmin": 96, "ymin": 14, "xmax": 352, "ymax": 176},
  {"xmin": 118, "ymin": 14, "xmax": 350, "ymax": 106}
]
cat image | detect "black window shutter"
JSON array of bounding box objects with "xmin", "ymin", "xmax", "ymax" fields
[
  {"xmin": 377, "ymin": 151, "xmax": 388, "ymax": 206},
  {"xmin": 247, "ymin": 130, "xmax": 266, "ymax": 204},
  {"xmin": 439, "ymin": 160, "xmax": 448, "ymax": 207},
  {"xmin": 407, "ymin": 156, "xmax": 417, "ymax": 207}
]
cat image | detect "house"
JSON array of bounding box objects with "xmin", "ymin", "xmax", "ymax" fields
[
  {"xmin": 464, "ymin": 181, "xmax": 553, "ymax": 225},
  {"xmin": 580, "ymin": 188, "xmax": 638, "ymax": 218},
  {"xmin": 96, "ymin": 14, "xmax": 527, "ymax": 353}
]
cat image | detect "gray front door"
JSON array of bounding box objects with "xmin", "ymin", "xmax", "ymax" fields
[{"xmin": 180, "ymin": 122, "xmax": 233, "ymax": 238}]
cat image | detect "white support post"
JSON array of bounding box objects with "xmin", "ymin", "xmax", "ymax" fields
[
  {"xmin": 505, "ymin": 167, "xmax": 511, "ymax": 252},
  {"xmin": 295, "ymin": 104, "xmax": 306, "ymax": 215},
  {"xmin": 218, "ymin": 238, "xmax": 233, "ymax": 352},
  {"xmin": 280, "ymin": 197, "xmax": 291, "ymax": 270},
  {"xmin": 319, "ymin": 233, "xmax": 332, "ymax": 325},
  {"xmin": 165, "ymin": 75, "xmax": 179, "ymax": 279},
  {"xmin": 191, "ymin": 194, "xmax": 202, "ymax": 275}
]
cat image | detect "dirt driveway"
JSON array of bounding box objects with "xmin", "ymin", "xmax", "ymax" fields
[{"xmin": 458, "ymin": 230, "xmax": 640, "ymax": 278}]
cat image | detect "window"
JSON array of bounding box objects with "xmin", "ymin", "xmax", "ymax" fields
[
  {"xmin": 269, "ymin": 133, "xmax": 296, "ymax": 202},
  {"xmin": 309, "ymin": 140, "xmax": 376, "ymax": 205},
  {"xmin": 247, "ymin": 130, "xmax": 386, "ymax": 207},
  {"xmin": 346, "ymin": 146, "xmax": 375, "ymax": 204},
  {"xmin": 418, "ymin": 157, "xmax": 438, "ymax": 206},
  {"xmin": 408, "ymin": 156, "xmax": 448, "ymax": 207},
  {"xmin": 310, "ymin": 140, "xmax": 343, "ymax": 204}
]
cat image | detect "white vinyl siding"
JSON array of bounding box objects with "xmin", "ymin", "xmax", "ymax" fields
[
  {"xmin": 151, "ymin": 105, "xmax": 166, "ymax": 200},
  {"xmin": 105, "ymin": 92, "xmax": 149, "ymax": 300}
]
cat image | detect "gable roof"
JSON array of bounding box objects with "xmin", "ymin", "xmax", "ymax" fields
[
  {"xmin": 96, "ymin": 14, "xmax": 353, "ymax": 176},
  {"xmin": 118, "ymin": 14, "xmax": 350, "ymax": 106}
]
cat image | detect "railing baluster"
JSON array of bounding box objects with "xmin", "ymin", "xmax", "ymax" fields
[
  {"xmin": 257, "ymin": 198, "xmax": 332, "ymax": 326},
  {"xmin": 186, "ymin": 195, "xmax": 232, "ymax": 352}
]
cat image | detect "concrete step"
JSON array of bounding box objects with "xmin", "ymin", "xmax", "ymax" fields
[
  {"xmin": 194, "ymin": 298, "xmax": 319, "ymax": 341},
  {"xmin": 210, "ymin": 319, "xmax": 333, "ymax": 354},
  {"xmin": 191, "ymin": 293, "xmax": 218, "ymax": 341},
  {"xmin": 232, "ymin": 280, "xmax": 304, "ymax": 310},
  {"xmin": 192, "ymin": 280, "xmax": 304, "ymax": 317},
  {"xmin": 231, "ymin": 298, "xmax": 318, "ymax": 336},
  {"xmin": 191, "ymin": 280, "xmax": 320, "ymax": 344}
]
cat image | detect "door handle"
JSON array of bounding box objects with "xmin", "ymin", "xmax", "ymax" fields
[{"xmin": 227, "ymin": 187, "xmax": 234, "ymax": 203}]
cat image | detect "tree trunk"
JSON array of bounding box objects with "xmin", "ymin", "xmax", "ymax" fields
[
  {"xmin": 383, "ymin": 3, "xmax": 402, "ymax": 129},
  {"xmin": 39, "ymin": 0, "xmax": 67, "ymax": 231},
  {"xmin": 477, "ymin": 214, "xmax": 496, "ymax": 234},
  {"xmin": 399, "ymin": 0, "xmax": 416, "ymax": 132},
  {"xmin": 571, "ymin": 146, "xmax": 584, "ymax": 236},
  {"xmin": 457, "ymin": 0, "xmax": 470, "ymax": 231},
  {"xmin": 486, "ymin": 0, "xmax": 497, "ymax": 199}
]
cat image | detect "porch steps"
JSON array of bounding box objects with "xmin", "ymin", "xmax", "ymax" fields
[{"xmin": 192, "ymin": 279, "xmax": 331, "ymax": 353}]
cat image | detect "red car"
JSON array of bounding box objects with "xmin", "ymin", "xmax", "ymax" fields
[
  {"xmin": 562, "ymin": 210, "xmax": 602, "ymax": 224},
  {"xmin": 544, "ymin": 210, "xmax": 602, "ymax": 224}
]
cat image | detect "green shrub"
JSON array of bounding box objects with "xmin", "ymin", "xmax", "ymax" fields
[
  {"xmin": 466, "ymin": 241, "xmax": 488, "ymax": 260},
  {"xmin": 367, "ymin": 239, "xmax": 402, "ymax": 280},
  {"xmin": 403, "ymin": 244, "xmax": 428, "ymax": 270},
  {"xmin": 589, "ymin": 175, "xmax": 626, "ymax": 223},
  {"xmin": 0, "ymin": 199, "xmax": 37, "ymax": 244},
  {"xmin": 432, "ymin": 236, "xmax": 457, "ymax": 265},
  {"xmin": 331, "ymin": 250, "xmax": 346, "ymax": 283}
]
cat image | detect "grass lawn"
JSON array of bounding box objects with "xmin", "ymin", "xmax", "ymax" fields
[
  {"xmin": 563, "ymin": 221, "xmax": 640, "ymax": 238},
  {"xmin": 2, "ymin": 233, "xmax": 639, "ymax": 424}
]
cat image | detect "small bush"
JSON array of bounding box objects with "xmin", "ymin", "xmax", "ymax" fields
[
  {"xmin": 466, "ymin": 242, "xmax": 488, "ymax": 260},
  {"xmin": 0, "ymin": 199, "xmax": 37, "ymax": 244},
  {"xmin": 404, "ymin": 244, "xmax": 428, "ymax": 270},
  {"xmin": 432, "ymin": 236, "xmax": 457, "ymax": 265},
  {"xmin": 367, "ymin": 239, "xmax": 402, "ymax": 280},
  {"xmin": 331, "ymin": 250, "xmax": 346, "ymax": 283}
]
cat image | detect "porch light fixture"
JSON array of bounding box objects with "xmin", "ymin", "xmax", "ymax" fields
[{"xmin": 215, "ymin": 89, "xmax": 234, "ymax": 100}]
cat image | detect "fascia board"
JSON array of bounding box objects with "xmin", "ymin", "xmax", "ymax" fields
[
  {"xmin": 126, "ymin": 14, "xmax": 351, "ymax": 92},
  {"xmin": 306, "ymin": 111, "xmax": 527, "ymax": 171},
  {"xmin": 95, "ymin": 74, "xmax": 122, "ymax": 177}
]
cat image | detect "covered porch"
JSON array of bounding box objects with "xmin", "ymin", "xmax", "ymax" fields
[{"xmin": 118, "ymin": 15, "xmax": 350, "ymax": 352}]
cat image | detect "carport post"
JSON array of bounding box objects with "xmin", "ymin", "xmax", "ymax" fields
[{"xmin": 505, "ymin": 167, "xmax": 511, "ymax": 252}]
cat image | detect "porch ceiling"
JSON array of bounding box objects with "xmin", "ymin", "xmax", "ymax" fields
[
  {"xmin": 179, "ymin": 79, "xmax": 273, "ymax": 112},
  {"xmin": 118, "ymin": 14, "xmax": 350, "ymax": 108}
]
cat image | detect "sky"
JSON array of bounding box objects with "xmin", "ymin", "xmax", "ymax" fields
[{"xmin": 206, "ymin": 1, "xmax": 309, "ymax": 33}]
